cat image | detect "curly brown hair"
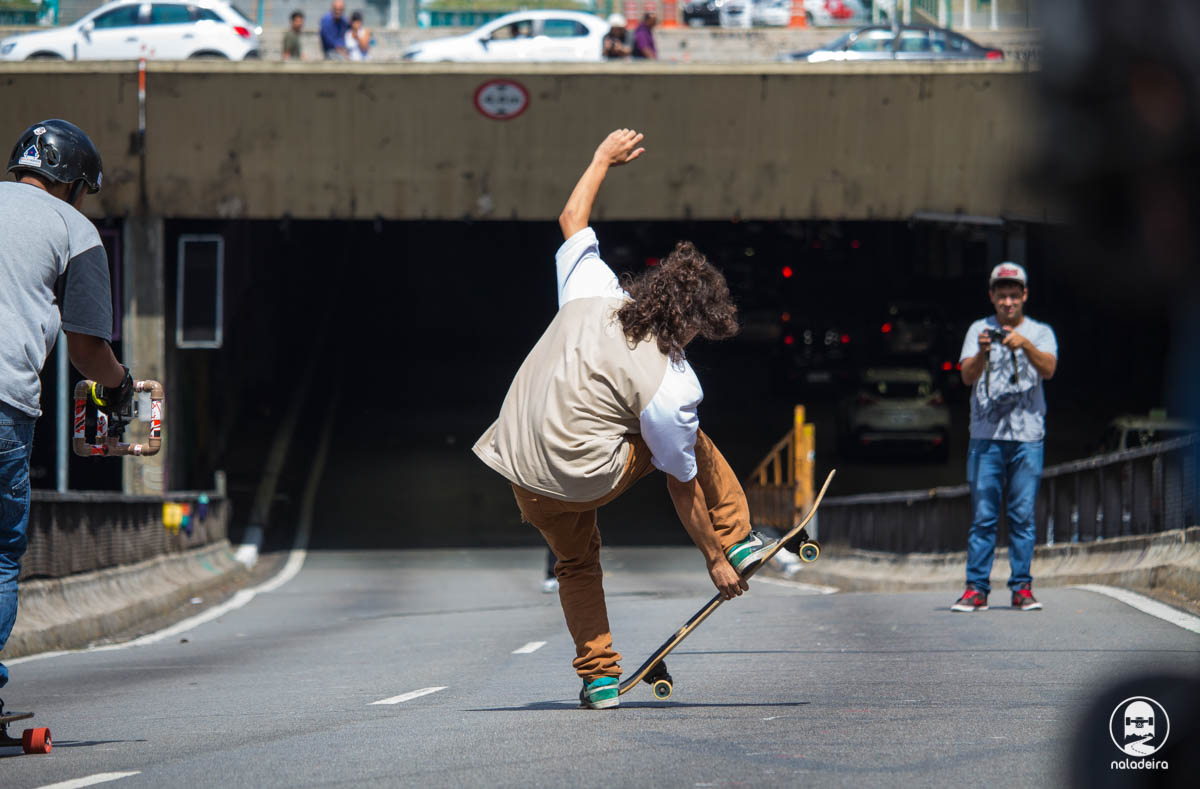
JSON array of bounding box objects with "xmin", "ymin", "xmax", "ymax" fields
[{"xmin": 616, "ymin": 241, "xmax": 739, "ymax": 363}]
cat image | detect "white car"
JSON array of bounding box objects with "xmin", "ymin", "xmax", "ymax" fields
[
  {"xmin": 718, "ymin": 0, "xmax": 753, "ymax": 28},
  {"xmin": 403, "ymin": 11, "xmax": 607, "ymax": 62},
  {"xmin": 753, "ymin": 0, "xmax": 793, "ymax": 27},
  {"xmin": 0, "ymin": 0, "xmax": 260, "ymax": 61},
  {"xmin": 841, "ymin": 367, "xmax": 951, "ymax": 459}
]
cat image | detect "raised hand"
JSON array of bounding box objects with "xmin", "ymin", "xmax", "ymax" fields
[{"xmin": 593, "ymin": 128, "xmax": 646, "ymax": 168}]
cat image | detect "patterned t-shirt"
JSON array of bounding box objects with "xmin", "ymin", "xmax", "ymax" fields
[{"xmin": 960, "ymin": 315, "xmax": 1057, "ymax": 442}]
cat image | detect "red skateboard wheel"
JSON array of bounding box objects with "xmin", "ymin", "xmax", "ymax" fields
[{"xmin": 22, "ymin": 727, "xmax": 52, "ymax": 754}]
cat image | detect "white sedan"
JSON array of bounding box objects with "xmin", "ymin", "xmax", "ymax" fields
[
  {"xmin": 403, "ymin": 11, "xmax": 607, "ymax": 62},
  {"xmin": 0, "ymin": 0, "xmax": 261, "ymax": 61}
]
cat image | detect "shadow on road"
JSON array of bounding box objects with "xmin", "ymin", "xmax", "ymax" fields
[{"xmin": 466, "ymin": 701, "xmax": 812, "ymax": 712}]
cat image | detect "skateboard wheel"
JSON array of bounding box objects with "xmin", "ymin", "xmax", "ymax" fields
[
  {"xmin": 22, "ymin": 727, "xmax": 51, "ymax": 754},
  {"xmin": 652, "ymin": 679, "xmax": 673, "ymax": 700},
  {"xmin": 799, "ymin": 541, "xmax": 820, "ymax": 563}
]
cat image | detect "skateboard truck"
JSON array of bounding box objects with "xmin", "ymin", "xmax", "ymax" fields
[
  {"xmin": 0, "ymin": 699, "xmax": 52, "ymax": 754},
  {"xmin": 72, "ymin": 379, "xmax": 164, "ymax": 457}
]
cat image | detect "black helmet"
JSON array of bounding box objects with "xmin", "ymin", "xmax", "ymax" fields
[{"xmin": 7, "ymin": 119, "xmax": 103, "ymax": 197}]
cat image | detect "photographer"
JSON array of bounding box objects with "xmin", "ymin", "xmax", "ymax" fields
[{"xmin": 952, "ymin": 263, "xmax": 1058, "ymax": 613}]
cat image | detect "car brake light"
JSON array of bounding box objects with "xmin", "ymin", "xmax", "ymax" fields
[
  {"xmin": 781, "ymin": 265, "xmax": 793, "ymax": 279},
  {"xmin": 840, "ymin": 334, "xmax": 850, "ymax": 344},
  {"xmin": 986, "ymin": 50, "xmax": 1003, "ymax": 60},
  {"xmin": 784, "ymin": 334, "xmax": 795, "ymax": 346},
  {"xmin": 234, "ymin": 25, "xmax": 252, "ymax": 39},
  {"xmin": 955, "ymin": 361, "xmax": 963, "ymax": 371},
  {"xmin": 941, "ymin": 361, "xmax": 952, "ymax": 371},
  {"xmin": 881, "ymin": 322, "xmax": 892, "ymax": 334}
]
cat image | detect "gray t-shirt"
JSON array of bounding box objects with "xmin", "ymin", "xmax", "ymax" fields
[
  {"xmin": 960, "ymin": 315, "xmax": 1058, "ymax": 442},
  {"xmin": 0, "ymin": 181, "xmax": 113, "ymax": 417}
]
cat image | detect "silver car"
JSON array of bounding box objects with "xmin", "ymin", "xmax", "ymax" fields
[
  {"xmin": 780, "ymin": 24, "xmax": 1004, "ymax": 62},
  {"xmin": 841, "ymin": 367, "xmax": 950, "ymax": 459}
]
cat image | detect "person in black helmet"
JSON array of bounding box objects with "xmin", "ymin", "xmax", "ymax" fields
[{"xmin": 0, "ymin": 119, "xmax": 133, "ymax": 691}]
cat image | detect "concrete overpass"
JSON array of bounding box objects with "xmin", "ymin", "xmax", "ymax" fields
[{"xmin": 2, "ymin": 60, "xmax": 1048, "ymax": 223}]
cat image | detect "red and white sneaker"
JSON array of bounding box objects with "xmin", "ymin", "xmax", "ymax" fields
[
  {"xmin": 951, "ymin": 586, "xmax": 989, "ymax": 612},
  {"xmin": 1011, "ymin": 584, "xmax": 1043, "ymax": 611}
]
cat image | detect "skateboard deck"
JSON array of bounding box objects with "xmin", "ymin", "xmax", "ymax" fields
[
  {"xmin": 0, "ymin": 703, "xmax": 52, "ymax": 754},
  {"xmin": 617, "ymin": 468, "xmax": 836, "ymax": 700}
]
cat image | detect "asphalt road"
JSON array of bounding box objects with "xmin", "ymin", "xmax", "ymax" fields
[{"xmin": 3, "ymin": 543, "xmax": 1198, "ymax": 788}]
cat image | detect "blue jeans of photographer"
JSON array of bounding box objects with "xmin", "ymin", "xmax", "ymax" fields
[
  {"xmin": 0, "ymin": 400, "xmax": 35, "ymax": 688},
  {"xmin": 966, "ymin": 438, "xmax": 1043, "ymax": 594}
]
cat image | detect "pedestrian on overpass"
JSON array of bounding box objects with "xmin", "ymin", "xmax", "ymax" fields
[
  {"xmin": 0, "ymin": 120, "xmax": 134, "ymax": 691},
  {"xmin": 474, "ymin": 129, "xmax": 776, "ymax": 709},
  {"xmin": 319, "ymin": 0, "xmax": 349, "ymax": 60},
  {"xmin": 952, "ymin": 263, "xmax": 1058, "ymax": 613}
]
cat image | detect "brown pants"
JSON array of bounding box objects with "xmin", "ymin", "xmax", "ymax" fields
[{"xmin": 511, "ymin": 430, "xmax": 751, "ymax": 680}]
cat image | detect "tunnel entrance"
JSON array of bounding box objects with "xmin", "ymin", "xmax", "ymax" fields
[{"xmin": 35, "ymin": 217, "xmax": 1173, "ymax": 549}]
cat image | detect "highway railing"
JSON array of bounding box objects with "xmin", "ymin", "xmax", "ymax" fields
[
  {"xmin": 21, "ymin": 489, "xmax": 229, "ymax": 581},
  {"xmin": 815, "ymin": 436, "xmax": 1200, "ymax": 553}
]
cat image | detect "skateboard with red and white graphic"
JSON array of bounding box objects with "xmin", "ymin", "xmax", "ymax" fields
[
  {"xmin": 617, "ymin": 469, "xmax": 836, "ymax": 701},
  {"xmin": 72, "ymin": 378, "xmax": 164, "ymax": 457}
]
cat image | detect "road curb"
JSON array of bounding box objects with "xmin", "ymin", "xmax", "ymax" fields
[
  {"xmin": 3, "ymin": 541, "xmax": 249, "ymax": 659},
  {"xmin": 773, "ymin": 526, "xmax": 1200, "ymax": 599}
]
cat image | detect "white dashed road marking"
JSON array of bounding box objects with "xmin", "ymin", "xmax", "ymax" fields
[
  {"xmin": 370, "ymin": 687, "xmax": 448, "ymax": 705},
  {"xmin": 512, "ymin": 641, "xmax": 547, "ymax": 654},
  {"xmin": 33, "ymin": 772, "xmax": 141, "ymax": 789}
]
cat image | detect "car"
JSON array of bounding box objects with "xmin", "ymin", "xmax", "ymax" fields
[
  {"xmin": 840, "ymin": 367, "xmax": 950, "ymax": 459},
  {"xmin": 771, "ymin": 309, "xmax": 856, "ymax": 393},
  {"xmin": 0, "ymin": 0, "xmax": 260, "ymax": 61},
  {"xmin": 780, "ymin": 24, "xmax": 1004, "ymax": 62},
  {"xmin": 1099, "ymin": 411, "xmax": 1196, "ymax": 453},
  {"xmin": 753, "ymin": 0, "xmax": 793, "ymax": 27},
  {"xmin": 718, "ymin": 0, "xmax": 752, "ymax": 28},
  {"xmin": 402, "ymin": 10, "xmax": 607, "ymax": 62},
  {"xmin": 682, "ymin": 0, "xmax": 721, "ymax": 27},
  {"xmin": 804, "ymin": 0, "xmax": 869, "ymax": 26}
]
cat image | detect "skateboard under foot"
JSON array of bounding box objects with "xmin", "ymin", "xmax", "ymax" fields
[
  {"xmin": 0, "ymin": 700, "xmax": 52, "ymax": 755},
  {"xmin": 618, "ymin": 468, "xmax": 836, "ymax": 701}
]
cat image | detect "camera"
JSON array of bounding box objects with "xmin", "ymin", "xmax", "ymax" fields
[{"xmin": 985, "ymin": 328, "xmax": 1008, "ymax": 343}]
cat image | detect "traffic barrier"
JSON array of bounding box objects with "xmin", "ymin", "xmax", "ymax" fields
[
  {"xmin": 22, "ymin": 489, "xmax": 228, "ymax": 581},
  {"xmin": 815, "ymin": 436, "xmax": 1200, "ymax": 553}
]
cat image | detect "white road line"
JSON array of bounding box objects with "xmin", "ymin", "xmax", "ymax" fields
[
  {"xmin": 33, "ymin": 772, "xmax": 141, "ymax": 789},
  {"xmin": 9, "ymin": 390, "xmax": 339, "ymax": 668},
  {"xmin": 370, "ymin": 687, "xmax": 447, "ymax": 706},
  {"xmin": 754, "ymin": 576, "xmax": 839, "ymax": 595},
  {"xmin": 512, "ymin": 641, "xmax": 547, "ymax": 654},
  {"xmin": 1071, "ymin": 584, "xmax": 1200, "ymax": 635}
]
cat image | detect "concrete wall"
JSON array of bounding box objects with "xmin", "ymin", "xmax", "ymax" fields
[{"xmin": 0, "ymin": 61, "xmax": 1048, "ymax": 222}]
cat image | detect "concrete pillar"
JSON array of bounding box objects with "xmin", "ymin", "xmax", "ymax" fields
[{"xmin": 121, "ymin": 215, "xmax": 167, "ymax": 496}]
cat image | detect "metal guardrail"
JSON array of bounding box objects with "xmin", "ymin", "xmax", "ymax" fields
[
  {"xmin": 816, "ymin": 436, "xmax": 1200, "ymax": 553},
  {"xmin": 21, "ymin": 490, "xmax": 229, "ymax": 581}
]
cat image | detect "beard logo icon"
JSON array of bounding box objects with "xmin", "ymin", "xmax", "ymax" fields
[{"xmin": 1110, "ymin": 696, "xmax": 1170, "ymax": 758}]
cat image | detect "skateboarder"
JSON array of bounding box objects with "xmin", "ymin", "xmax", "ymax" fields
[
  {"xmin": 0, "ymin": 120, "xmax": 133, "ymax": 690},
  {"xmin": 473, "ymin": 129, "xmax": 775, "ymax": 709}
]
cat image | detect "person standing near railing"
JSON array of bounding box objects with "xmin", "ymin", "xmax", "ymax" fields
[
  {"xmin": 951, "ymin": 262, "xmax": 1058, "ymax": 613},
  {"xmin": 0, "ymin": 120, "xmax": 134, "ymax": 691},
  {"xmin": 474, "ymin": 129, "xmax": 776, "ymax": 710}
]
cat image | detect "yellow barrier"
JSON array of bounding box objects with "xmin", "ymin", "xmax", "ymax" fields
[{"xmin": 746, "ymin": 405, "xmax": 815, "ymax": 530}]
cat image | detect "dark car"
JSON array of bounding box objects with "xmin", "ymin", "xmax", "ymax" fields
[
  {"xmin": 771, "ymin": 309, "xmax": 857, "ymax": 394},
  {"xmin": 683, "ymin": 0, "xmax": 721, "ymax": 26},
  {"xmin": 779, "ymin": 24, "xmax": 1004, "ymax": 62}
]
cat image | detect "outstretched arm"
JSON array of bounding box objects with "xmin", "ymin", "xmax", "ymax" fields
[{"xmin": 558, "ymin": 128, "xmax": 645, "ymax": 240}]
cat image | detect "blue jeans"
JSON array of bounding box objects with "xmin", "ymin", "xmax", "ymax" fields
[
  {"xmin": 966, "ymin": 438, "xmax": 1043, "ymax": 594},
  {"xmin": 0, "ymin": 400, "xmax": 35, "ymax": 688}
]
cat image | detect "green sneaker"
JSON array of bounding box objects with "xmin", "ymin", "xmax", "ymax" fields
[
  {"xmin": 579, "ymin": 676, "xmax": 620, "ymax": 710},
  {"xmin": 725, "ymin": 530, "xmax": 777, "ymax": 575}
]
